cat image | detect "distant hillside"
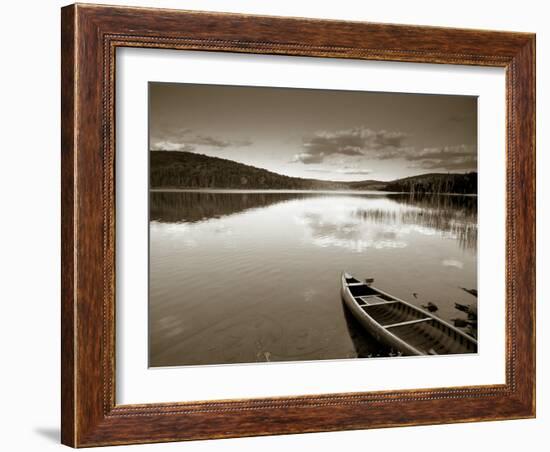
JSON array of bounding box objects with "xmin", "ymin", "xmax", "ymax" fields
[
  {"xmin": 150, "ymin": 151, "xmax": 477, "ymax": 194},
  {"xmin": 150, "ymin": 151, "xmax": 382, "ymax": 190},
  {"xmin": 383, "ymin": 172, "xmax": 477, "ymax": 195}
]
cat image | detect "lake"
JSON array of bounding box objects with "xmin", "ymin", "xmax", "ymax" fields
[{"xmin": 149, "ymin": 190, "xmax": 477, "ymax": 367}]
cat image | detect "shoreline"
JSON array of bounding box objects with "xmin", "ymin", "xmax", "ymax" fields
[{"xmin": 150, "ymin": 188, "xmax": 478, "ymax": 196}]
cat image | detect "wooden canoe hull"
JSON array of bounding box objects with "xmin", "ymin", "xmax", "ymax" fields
[
  {"xmin": 341, "ymin": 272, "xmax": 477, "ymax": 356},
  {"xmin": 341, "ymin": 274, "xmax": 422, "ymax": 356}
]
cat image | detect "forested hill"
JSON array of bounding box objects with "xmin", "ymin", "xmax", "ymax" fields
[
  {"xmin": 150, "ymin": 151, "xmax": 477, "ymax": 194},
  {"xmin": 150, "ymin": 151, "xmax": 382, "ymax": 190},
  {"xmin": 383, "ymin": 172, "xmax": 477, "ymax": 194}
]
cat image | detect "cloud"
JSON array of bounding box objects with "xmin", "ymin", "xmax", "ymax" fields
[
  {"xmin": 292, "ymin": 152, "xmax": 327, "ymax": 164},
  {"xmin": 192, "ymin": 136, "xmax": 232, "ymax": 148},
  {"xmin": 410, "ymin": 145, "xmax": 474, "ymax": 160},
  {"xmin": 191, "ymin": 136, "xmax": 253, "ymax": 148},
  {"xmin": 305, "ymin": 168, "xmax": 373, "ymax": 176},
  {"xmin": 292, "ymin": 127, "xmax": 477, "ymax": 172},
  {"xmin": 233, "ymin": 139, "xmax": 253, "ymax": 147},
  {"xmin": 405, "ymin": 145, "xmax": 477, "ymax": 171},
  {"xmin": 150, "ymin": 140, "xmax": 196, "ymax": 152},
  {"xmin": 304, "ymin": 169, "xmax": 332, "ymax": 173},
  {"xmin": 150, "ymin": 128, "xmax": 252, "ymax": 151},
  {"xmin": 342, "ymin": 169, "xmax": 374, "ymax": 175},
  {"xmin": 293, "ymin": 127, "xmax": 407, "ymax": 164}
]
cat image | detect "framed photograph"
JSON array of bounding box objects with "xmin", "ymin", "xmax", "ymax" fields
[{"xmin": 61, "ymin": 3, "xmax": 535, "ymax": 447}]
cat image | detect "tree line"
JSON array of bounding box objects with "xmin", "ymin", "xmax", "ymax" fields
[
  {"xmin": 150, "ymin": 151, "xmax": 477, "ymax": 194},
  {"xmin": 383, "ymin": 172, "xmax": 477, "ymax": 194}
]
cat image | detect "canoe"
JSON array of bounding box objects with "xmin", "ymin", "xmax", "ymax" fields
[{"xmin": 341, "ymin": 272, "xmax": 477, "ymax": 356}]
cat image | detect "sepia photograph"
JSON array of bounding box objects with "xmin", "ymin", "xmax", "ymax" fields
[{"xmin": 148, "ymin": 82, "xmax": 479, "ymax": 367}]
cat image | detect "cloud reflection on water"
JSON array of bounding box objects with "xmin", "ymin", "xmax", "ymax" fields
[{"xmin": 294, "ymin": 194, "xmax": 476, "ymax": 253}]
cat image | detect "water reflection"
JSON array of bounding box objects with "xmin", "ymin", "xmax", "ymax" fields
[
  {"xmin": 341, "ymin": 300, "xmax": 390, "ymax": 358},
  {"xmin": 149, "ymin": 190, "xmax": 478, "ymax": 366},
  {"xmin": 353, "ymin": 194, "xmax": 477, "ymax": 250},
  {"xmin": 294, "ymin": 194, "xmax": 476, "ymax": 252},
  {"xmin": 151, "ymin": 191, "xmax": 476, "ymax": 251},
  {"xmin": 150, "ymin": 191, "xmax": 315, "ymax": 223},
  {"xmin": 299, "ymin": 210, "xmax": 408, "ymax": 252}
]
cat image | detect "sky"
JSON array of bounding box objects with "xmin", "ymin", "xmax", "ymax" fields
[{"xmin": 149, "ymin": 82, "xmax": 477, "ymax": 182}]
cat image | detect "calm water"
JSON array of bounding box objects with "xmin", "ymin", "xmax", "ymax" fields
[{"xmin": 149, "ymin": 191, "xmax": 477, "ymax": 367}]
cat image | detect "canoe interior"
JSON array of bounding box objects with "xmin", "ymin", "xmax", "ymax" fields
[
  {"xmin": 345, "ymin": 277, "xmax": 477, "ymax": 355},
  {"xmin": 387, "ymin": 318, "xmax": 476, "ymax": 355}
]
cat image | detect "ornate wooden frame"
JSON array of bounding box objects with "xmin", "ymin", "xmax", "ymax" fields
[{"xmin": 61, "ymin": 3, "xmax": 536, "ymax": 447}]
